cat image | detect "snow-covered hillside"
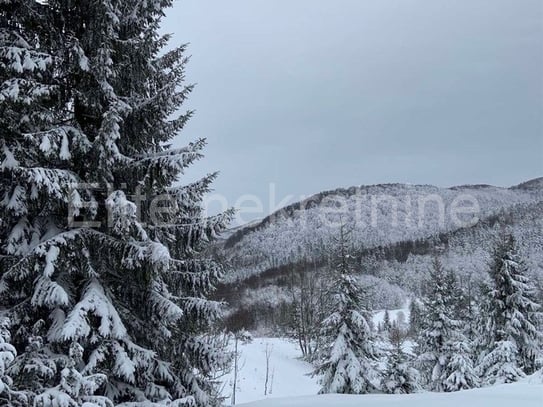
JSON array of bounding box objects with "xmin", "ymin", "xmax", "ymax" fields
[
  {"xmin": 222, "ymin": 179, "xmax": 543, "ymax": 283},
  {"xmin": 216, "ymin": 187, "xmax": 543, "ymax": 334}
]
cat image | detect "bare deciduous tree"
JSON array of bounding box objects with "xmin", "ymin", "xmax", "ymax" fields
[
  {"xmin": 264, "ymin": 343, "xmax": 274, "ymax": 396},
  {"xmin": 231, "ymin": 330, "xmax": 252, "ymax": 405}
]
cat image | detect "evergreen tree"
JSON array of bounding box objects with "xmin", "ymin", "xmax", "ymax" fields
[
  {"xmin": 457, "ymin": 273, "xmax": 477, "ymax": 341},
  {"xmin": 408, "ymin": 299, "xmax": 423, "ymax": 338},
  {"xmin": 383, "ymin": 310, "xmax": 391, "ymax": 333},
  {"xmin": 416, "ymin": 259, "xmax": 478, "ymax": 392},
  {"xmin": 477, "ymin": 235, "xmax": 542, "ymax": 384},
  {"xmin": 477, "ymin": 340, "xmax": 523, "ymax": 385},
  {"xmin": 0, "ymin": 1, "xmax": 231, "ymax": 405},
  {"xmin": 442, "ymin": 338, "xmax": 479, "ymax": 391},
  {"xmin": 314, "ymin": 224, "xmax": 380, "ymax": 394},
  {"xmin": 381, "ymin": 322, "xmax": 419, "ymax": 394}
]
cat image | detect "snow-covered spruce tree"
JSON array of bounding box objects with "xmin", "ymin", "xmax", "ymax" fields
[
  {"xmin": 382, "ymin": 310, "xmax": 391, "ymax": 334},
  {"xmin": 381, "ymin": 322, "xmax": 419, "ymax": 394},
  {"xmin": 442, "ymin": 337, "xmax": 479, "ymax": 392},
  {"xmin": 314, "ymin": 224, "xmax": 380, "ymax": 394},
  {"xmin": 0, "ymin": 1, "xmax": 231, "ymax": 406},
  {"xmin": 407, "ymin": 299, "xmax": 423, "ymax": 338},
  {"xmin": 416, "ymin": 259, "xmax": 478, "ymax": 392},
  {"xmin": 477, "ymin": 340, "xmax": 523, "ymax": 385},
  {"xmin": 477, "ymin": 235, "xmax": 542, "ymax": 384}
]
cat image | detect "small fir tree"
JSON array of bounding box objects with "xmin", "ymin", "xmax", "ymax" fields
[
  {"xmin": 442, "ymin": 338, "xmax": 479, "ymax": 391},
  {"xmin": 381, "ymin": 322, "xmax": 419, "ymax": 394},
  {"xmin": 314, "ymin": 224, "xmax": 381, "ymax": 394},
  {"xmin": 383, "ymin": 310, "xmax": 392, "ymax": 333},
  {"xmin": 408, "ymin": 299, "xmax": 423, "ymax": 338}
]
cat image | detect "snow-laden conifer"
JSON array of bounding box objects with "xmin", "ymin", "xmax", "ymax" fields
[
  {"xmin": 442, "ymin": 338, "xmax": 479, "ymax": 391},
  {"xmin": 314, "ymin": 224, "xmax": 380, "ymax": 394},
  {"xmin": 381, "ymin": 322, "xmax": 419, "ymax": 394},
  {"xmin": 0, "ymin": 1, "xmax": 231, "ymax": 405},
  {"xmin": 477, "ymin": 235, "xmax": 542, "ymax": 384},
  {"xmin": 416, "ymin": 259, "xmax": 478, "ymax": 392},
  {"xmin": 408, "ymin": 299, "xmax": 423, "ymax": 338}
]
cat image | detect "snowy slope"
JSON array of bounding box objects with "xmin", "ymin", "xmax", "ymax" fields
[
  {"xmin": 238, "ymin": 380, "xmax": 543, "ymax": 407},
  {"xmin": 225, "ymin": 337, "xmax": 543, "ymax": 407},
  {"xmin": 222, "ymin": 338, "xmax": 320, "ymax": 405},
  {"xmin": 222, "ymin": 305, "xmax": 411, "ymax": 405}
]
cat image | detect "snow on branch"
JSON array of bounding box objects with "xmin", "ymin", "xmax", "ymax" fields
[{"xmin": 61, "ymin": 279, "xmax": 127, "ymax": 341}]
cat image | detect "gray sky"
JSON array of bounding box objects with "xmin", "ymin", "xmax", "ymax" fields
[{"xmin": 161, "ymin": 0, "xmax": 543, "ymax": 220}]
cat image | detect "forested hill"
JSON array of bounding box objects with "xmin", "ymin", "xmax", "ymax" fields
[
  {"xmin": 220, "ymin": 178, "xmax": 543, "ymax": 283},
  {"xmin": 215, "ymin": 178, "xmax": 543, "ymax": 332}
]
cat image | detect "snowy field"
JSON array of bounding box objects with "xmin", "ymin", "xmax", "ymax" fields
[
  {"xmin": 239, "ymin": 380, "xmax": 543, "ymax": 407},
  {"xmin": 222, "ymin": 337, "xmax": 542, "ymax": 407},
  {"xmin": 221, "ymin": 304, "xmax": 412, "ymax": 405},
  {"xmin": 222, "ymin": 305, "xmax": 542, "ymax": 406},
  {"xmin": 221, "ymin": 337, "xmax": 320, "ymax": 405}
]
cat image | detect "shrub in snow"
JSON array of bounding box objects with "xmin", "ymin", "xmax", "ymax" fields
[
  {"xmin": 8, "ymin": 324, "xmax": 57, "ymax": 399},
  {"xmin": 382, "ymin": 310, "xmax": 391, "ymax": 333},
  {"xmin": 33, "ymin": 342, "xmax": 110, "ymax": 407}
]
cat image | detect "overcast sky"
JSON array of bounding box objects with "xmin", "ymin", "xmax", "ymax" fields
[{"xmin": 161, "ymin": 0, "xmax": 543, "ymax": 219}]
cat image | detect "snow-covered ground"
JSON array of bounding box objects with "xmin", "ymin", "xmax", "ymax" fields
[
  {"xmin": 222, "ymin": 336, "xmax": 542, "ymax": 407},
  {"xmin": 222, "ymin": 306, "xmax": 413, "ymax": 405},
  {"xmin": 238, "ymin": 379, "xmax": 543, "ymax": 407},
  {"xmin": 221, "ymin": 337, "xmax": 320, "ymax": 405},
  {"xmin": 223, "ymin": 305, "xmax": 541, "ymax": 406}
]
